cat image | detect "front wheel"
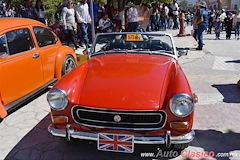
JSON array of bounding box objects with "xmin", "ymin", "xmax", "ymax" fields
[{"xmin": 62, "ymin": 55, "xmax": 76, "ymax": 76}]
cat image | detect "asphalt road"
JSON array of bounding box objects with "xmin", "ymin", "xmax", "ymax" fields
[{"xmin": 1, "ymin": 26, "xmax": 240, "ymax": 160}]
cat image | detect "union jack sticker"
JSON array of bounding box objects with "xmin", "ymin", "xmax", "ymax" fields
[{"xmin": 97, "ymin": 133, "xmax": 134, "ymax": 153}]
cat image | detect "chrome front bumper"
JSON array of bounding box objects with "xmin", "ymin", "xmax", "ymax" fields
[{"xmin": 48, "ymin": 124, "xmax": 195, "ymax": 147}]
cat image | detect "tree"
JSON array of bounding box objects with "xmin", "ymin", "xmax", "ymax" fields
[
  {"xmin": 43, "ymin": 0, "xmax": 63, "ymax": 25},
  {"xmin": 179, "ymin": 0, "xmax": 188, "ymax": 8}
]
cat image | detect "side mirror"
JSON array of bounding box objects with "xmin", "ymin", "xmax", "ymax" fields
[{"xmin": 177, "ymin": 47, "xmax": 188, "ymax": 57}]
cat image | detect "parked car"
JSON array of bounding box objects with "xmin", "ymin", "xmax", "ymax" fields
[
  {"xmin": 226, "ymin": 10, "xmax": 237, "ymax": 17},
  {"xmin": 48, "ymin": 32, "xmax": 197, "ymax": 153},
  {"xmin": 0, "ymin": 18, "xmax": 77, "ymax": 119}
]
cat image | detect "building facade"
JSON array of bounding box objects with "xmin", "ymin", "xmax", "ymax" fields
[
  {"xmin": 231, "ymin": 0, "xmax": 240, "ymax": 10},
  {"xmin": 207, "ymin": 0, "xmax": 239, "ymax": 10}
]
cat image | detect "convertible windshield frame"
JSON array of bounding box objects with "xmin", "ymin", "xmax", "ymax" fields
[{"xmin": 90, "ymin": 32, "xmax": 177, "ymax": 59}]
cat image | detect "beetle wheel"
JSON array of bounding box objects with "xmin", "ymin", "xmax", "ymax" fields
[{"xmin": 62, "ymin": 55, "xmax": 76, "ymax": 76}]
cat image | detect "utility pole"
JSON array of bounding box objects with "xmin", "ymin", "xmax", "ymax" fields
[{"xmin": 90, "ymin": 0, "xmax": 95, "ymax": 42}]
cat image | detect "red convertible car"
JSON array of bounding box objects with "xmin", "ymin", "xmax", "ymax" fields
[{"xmin": 48, "ymin": 32, "xmax": 197, "ymax": 153}]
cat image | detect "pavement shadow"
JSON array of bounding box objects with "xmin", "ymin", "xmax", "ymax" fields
[
  {"xmin": 191, "ymin": 129, "xmax": 240, "ymax": 159},
  {"xmin": 6, "ymin": 114, "xmax": 240, "ymax": 159},
  {"xmin": 5, "ymin": 114, "xmax": 183, "ymax": 160},
  {"xmin": 212, "ymin": 84, "xmax": 240, "ymax": 103},
  {"xmin": 225, "ymin": 60, "xmax": 240, "ymax": 63}
]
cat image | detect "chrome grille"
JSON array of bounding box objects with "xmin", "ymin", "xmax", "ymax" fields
[{"xmin": 72, "ymin": 106, "xmax": 166, "ymax": 130}]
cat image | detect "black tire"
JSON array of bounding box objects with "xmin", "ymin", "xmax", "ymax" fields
[
  {"xmin": 172, "ymin": 143, "xmax": 189, "ymax": 150},
  {"xmin": 0, "ymin": 118, "xmax": 3, "ymax": 123},
  {"xmin": 62, "ymin": 55, "xmax": 76, "ymax": 76}
]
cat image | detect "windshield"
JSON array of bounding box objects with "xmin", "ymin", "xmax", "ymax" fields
[{"xmin": 91, "ymin": 33, "xmax": 174, "ymax": 55}]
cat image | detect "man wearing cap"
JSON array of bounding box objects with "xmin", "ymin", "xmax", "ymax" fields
[
  {"xmin": 195, "ymin": 1, "xmax": 208, "ymax": 50},
  {"xmin": 17, "ymin": 0, "xmax": 39, "ymax": 20}
]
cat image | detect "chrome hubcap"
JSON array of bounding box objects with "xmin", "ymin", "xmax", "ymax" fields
[{"xmin": 65, "ymin": 58, "xmax": 76, "ymax": 73}]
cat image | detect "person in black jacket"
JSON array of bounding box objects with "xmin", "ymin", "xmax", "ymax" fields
[
  {"xmin": 225, "ymin": 12, "xmax": 233, "ymax": 39},
  {"xmin": 17, "ymin": 0, "xmax": 39, "ymax": 20}
]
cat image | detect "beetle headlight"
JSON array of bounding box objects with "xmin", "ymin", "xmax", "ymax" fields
[
  {"xmin": 47, "ymin": 88, "xmax": 68, "ymax": 110},
  {"xmin": 170, "ymin": 93, "xmax": 194, "ymax": 117}
]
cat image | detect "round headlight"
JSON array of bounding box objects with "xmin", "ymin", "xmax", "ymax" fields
[
  {"xmin": 47, "ymin": 88, "xmax": 68, "ymax": 110},
  {"xmin": 170, "ymin": 93, "xmax": 194, "ymax": 117}
]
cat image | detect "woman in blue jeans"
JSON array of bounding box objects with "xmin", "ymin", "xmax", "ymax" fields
[
  {"xmin": 235, "ymin": 22, "xmax": 240, "ymax": 40},
  {"xmin": 233, "ymin": 9, "xmax": 240, "ymax": 40},
  {"xmin": 196, "ymin": 1, "xmax": 208, "ymax": 50},
  {"xmin": 149, "ymin": 3, "xmax": 158, "ymax": 31},
  {"xmin": 214, "ymin": 13, "xmax": 223, "ymax": 40}
]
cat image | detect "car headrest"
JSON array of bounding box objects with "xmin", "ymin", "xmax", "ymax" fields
[{"xmin": 108, "ymin": 39, "xmax": 126, "ymax": 50}]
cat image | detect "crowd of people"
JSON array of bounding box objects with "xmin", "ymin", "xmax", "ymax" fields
[
  {"xmin": 207, "ymin": 8, "xmax": 240, "ymax": 40},
  {"xmin": 0, "ymin": 0, "xmax": 239, "ymax": 51},
  {"xmin": 190, "ymin": 1, "xmax": 240, "ymax": 50}
]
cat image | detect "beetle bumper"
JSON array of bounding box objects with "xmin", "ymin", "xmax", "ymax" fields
[{"xmin": 48, "ymin": 124, "xmax": 195, "ymax": 147}]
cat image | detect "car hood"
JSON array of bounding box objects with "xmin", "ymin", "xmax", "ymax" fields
[{"xmin": 79, "ymin": 53, "xmax": 175, "ymax": 110}]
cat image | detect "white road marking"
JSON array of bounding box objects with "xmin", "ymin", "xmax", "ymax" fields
[
  {"xmin": 196, "ymin": 93, "xmax": 224, "ymax": 105},
  {"xmin": 213, "ymin": 56, "xmax": 235, "ymax": 71}
]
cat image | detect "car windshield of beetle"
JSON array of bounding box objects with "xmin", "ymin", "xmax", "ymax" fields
[{"xmin": 92, "ymin": 33, "xmax": 174, "ymax": 55}]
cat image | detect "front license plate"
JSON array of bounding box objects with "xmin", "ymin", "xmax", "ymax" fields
[{"xmin": 97, "ymin": 133, "xmax": 134, "ymax": 153}]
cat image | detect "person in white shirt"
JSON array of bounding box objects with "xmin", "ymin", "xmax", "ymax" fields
[
  {"xmin": 161, "ymin": 3, "xmax": 169, "ymax": 30},
  {"xmin": 76, "ymin": 0, "xmax": 91, "ymax": 48},
  {"xmin": 98, "ymin": 13, "xmax": 113, "ymax": 32},
  {"xmin": 172, "ymin": 0, "xmax": 179, "ymax": 29},
  {"xmin": 7, "ymin": 7, "xmax": 16, "ymax": 17},
  {"xmin": 126, "ymin": 1, "xmax": 139, "ymax": 32},
  {"xmin": 35, "ymin": 0, "xmax": 45, "ymax": 24},
  {"xmin": 220, "ymin": 9, "xmax": 227, "ymax": 30}
]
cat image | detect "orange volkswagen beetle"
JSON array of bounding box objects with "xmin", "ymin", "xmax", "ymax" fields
[
  {"xmin": 0, "ymin": 18, "xmax": 77, "ymax": 119},
  {"xmin": 48, "ymin": 32, "xmax": 197, "ymax": 153}
]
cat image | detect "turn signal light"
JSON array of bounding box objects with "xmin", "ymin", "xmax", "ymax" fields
[
  {"xmin": 52, "ymin": 116, "xmax": 68, "ymax": 123},
  {"xmin": 170, "ymin": 122, "xmax": 189, "ymax": 130},
  {"xmin": 194, "ymin": 93, "xmax": 198, "ymax": 103}
]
